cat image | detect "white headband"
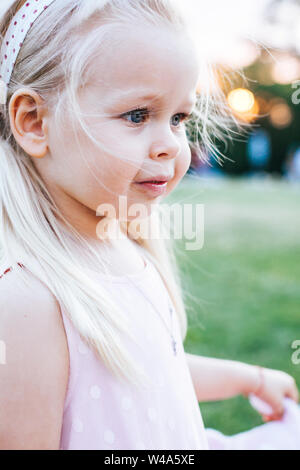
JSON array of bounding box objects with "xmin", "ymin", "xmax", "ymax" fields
[{"xmin": 0, "ymin": 0, "xmax": 56, "ymax": 105}]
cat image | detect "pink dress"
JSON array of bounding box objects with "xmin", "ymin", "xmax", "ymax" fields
[
  {"xmin": 0, "ymin": 252, "xmax": 299, "ymax": 450},
  {"xmin": 205, "ymin": 397, "xmax": 300, "ymax": 450},
  {"xmin": 57, "ymin": 249, "xmax": 210, "ymax": 450}
]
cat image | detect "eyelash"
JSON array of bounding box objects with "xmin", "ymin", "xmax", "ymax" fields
[{"xmin": 120, "ymin": 107, "xmax": 193, "ymax": 127}]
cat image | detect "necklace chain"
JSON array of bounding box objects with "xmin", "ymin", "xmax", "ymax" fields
[{"xmin": 126, "ymin": 275, "xmax": 178, "ymax": 356}]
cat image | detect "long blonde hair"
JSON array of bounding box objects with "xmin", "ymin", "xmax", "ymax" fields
[{"xmin": 0, "ymin": 0, "xmax": 238, "ymax": 387}]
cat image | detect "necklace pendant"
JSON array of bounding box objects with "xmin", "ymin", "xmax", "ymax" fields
[{"xmin": 172, "ymin": 336, "xmax": 177, "ymax": 356}]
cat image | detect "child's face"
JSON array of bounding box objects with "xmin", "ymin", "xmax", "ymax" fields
[{"xmin": 42, "ymin": 25, "xmax": 200, "ymax": 233}]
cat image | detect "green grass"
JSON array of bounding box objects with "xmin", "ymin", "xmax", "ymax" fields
[{"xmin": 166, "ymin": 175, "xmax": 300, "ymax": 435}]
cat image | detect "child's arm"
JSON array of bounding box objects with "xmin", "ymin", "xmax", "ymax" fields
[
  {"xmin": 0, "ymin": 269, "xmax": 69, "ymax": 450},
  {"xmin": 185, "ymin": 352, "xmax": 299, "ymax": 420},
  {"xmin": 185, "ymin": 352, "xmax": 259, "ymax": 401}
]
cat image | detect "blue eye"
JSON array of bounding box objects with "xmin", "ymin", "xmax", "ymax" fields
[
  {"xmin": 171, "ymin": 113, "xmax": 191, "ymax": 126},
  {"xmin": 122, "ymin": 108, "xmax": 149, "ymax": 125},
  {"xmin": 121, "ymin": 108, "xmax": 192, "ymax": 127}
]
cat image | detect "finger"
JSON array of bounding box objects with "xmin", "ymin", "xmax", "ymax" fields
[
  {"xmin": 285, "ymin": 385, "xmax": 299, "ymax": 403},
  {"xmin": 265, "ymin": 411, "xmax": 283, "ymax": 422},
  {"xmin": 262, "ymin": 414, "xmax": 271, "ymax": 422},
  {"xmin": 272, "ymin": 398, "xmax": 284, "ymax": 416},
  {"xmin": 277, "ymin": 407, "xmax": 285, "ymax": 418},
  {"xmin": 265, "ymin": 398, "xmax": 283, "ymax": 418},
  {"xmin": 271, "ymin": 403, "xmax": 285, "ymax": 419},
  {"xmin": 274, "ymin": 404, "xmax": 286, "ymax": 420}
]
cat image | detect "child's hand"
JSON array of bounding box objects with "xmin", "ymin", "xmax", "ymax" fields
[{"xmin": 248, "ymin": 367, "xmax": 299, "ymax": 422}]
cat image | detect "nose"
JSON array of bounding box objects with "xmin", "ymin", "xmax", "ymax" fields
[{"xmin": 149, "ymin": 129, "xmax": 181, "ymax": 161}]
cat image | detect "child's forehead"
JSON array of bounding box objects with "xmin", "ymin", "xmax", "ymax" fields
[
  {"xmin": 88, "ymin": 46, "xmax": 199, "ymax": 107},
  {"xmin": 89, "ymin": 25, "xmax": 199, "ymax": 84}
]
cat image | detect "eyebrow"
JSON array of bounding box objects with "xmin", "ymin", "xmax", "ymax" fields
[{"xmin": 107, "ymin": 90, "xmax": 196, "ymax": 108}]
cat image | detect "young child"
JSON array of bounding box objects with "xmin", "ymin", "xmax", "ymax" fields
[{"xmin": 0, "ymin": 0, "xmax": 298, "ymax": 450}]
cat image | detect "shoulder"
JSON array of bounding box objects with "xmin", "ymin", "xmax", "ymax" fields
[
  {"xmin": 0, "ymin": 262, "xmax": 58, "ymax": 317},
  {"xmin": 0, "ymin": 263, "xmax": 69, "ymax": 450},
  {"xmin": 0, "ymin": 263, "xmax": 67, "ymax": 352}
]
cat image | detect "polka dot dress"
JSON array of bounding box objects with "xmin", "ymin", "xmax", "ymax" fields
[
  {"xmin": 2, "ymin": 254, "xmax": 299, "ymax": 449},
  {"xmin": 56, "ymin": 248, "xmax": 209, "ymax": 450}
]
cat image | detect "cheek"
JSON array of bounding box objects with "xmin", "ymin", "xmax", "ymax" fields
[
  {"xmin": 175, "ymin": 143, "xmax": 192, "ymax": 179},
  {"xmin": 81, "ymin": 130, "xmax": 145, "ymax": 192},
  {"xmin": 103, "ymin": 156, "xmax": 144, "ymax": 191},
  {"xmin": 92, "ymin": 126, "xmax": 145, "ymax": 172},
  {"xmin": 166, "ymin": 144, "xmax": 191, "ymax": 195}
]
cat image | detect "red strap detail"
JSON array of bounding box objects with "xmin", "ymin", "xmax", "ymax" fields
[{"xmin": 0, "ymin": 263, "xmax": 25, "ymax": 278}]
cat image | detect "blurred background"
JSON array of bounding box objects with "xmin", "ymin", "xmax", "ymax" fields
[{"xmin": 167, "ymin": 0, "xmax": 300, "ymax": 435}]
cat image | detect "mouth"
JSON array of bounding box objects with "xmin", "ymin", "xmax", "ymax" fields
[
  {"xmin": 133, "ymin": 177, "xmax": 172, "ymax": 196},
  {"xmin": 137, "ymin": 180, "xmax": 168, "ymax": 185}
]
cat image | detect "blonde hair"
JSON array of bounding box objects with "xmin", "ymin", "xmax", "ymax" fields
[{"xmin": 0, "ymin": 0, "xmax": 239, "ymax": 387}]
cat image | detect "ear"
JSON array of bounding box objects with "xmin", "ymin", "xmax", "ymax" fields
[{"xmin": 9, "ymin": 88, "xmax": 49, "ymax": 159}]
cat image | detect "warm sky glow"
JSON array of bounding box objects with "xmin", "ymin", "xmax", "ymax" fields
[
  {"xmin": 176, "ymin": 0, "xmax": 270, "ymax": 65},
  {"xmin": 176, "ymin": 0, "xmax": 300, "ymax": 68},
  {"xmin": 1, "ymin": 0, "xmax": 299, "ymax": 70}
]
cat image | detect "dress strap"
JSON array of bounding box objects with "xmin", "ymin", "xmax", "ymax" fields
[{"xmin": 0, "ymin": 262, "xmax": 25, "ymax": 279}]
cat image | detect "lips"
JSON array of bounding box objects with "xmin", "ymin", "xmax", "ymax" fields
[
  {"xmin": 135, "ymin": 174, "xmax": 173, "ymax": 184},
  {"xmin": 134, "ymin": 180, "xmax": 169, "ymax": 196},
  {"xmin": 138, "ymin": 180, "xmax": 167, "ymax": 185}
]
